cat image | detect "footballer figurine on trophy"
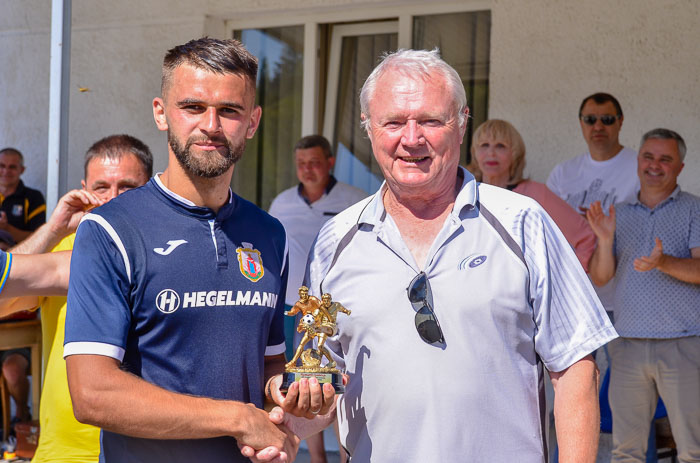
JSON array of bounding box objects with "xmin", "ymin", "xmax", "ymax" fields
[{"xmin": 281, "ymin": 286, "xmax": 351, "ymax": 393}]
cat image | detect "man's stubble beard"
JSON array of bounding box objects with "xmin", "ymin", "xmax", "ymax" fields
[{"xmin": 169, "ymin": 132, "xmax": 246, "ymax": 178}]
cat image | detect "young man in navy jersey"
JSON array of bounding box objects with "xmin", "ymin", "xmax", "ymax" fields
[{"xmin": 64, "ymin": 38, "xmax": 298, "ymax": 463}]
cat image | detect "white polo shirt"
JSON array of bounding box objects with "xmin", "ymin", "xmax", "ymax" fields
[
  {"xmin": 308, "ymin": 168, "xmax": 617, "ymax": 462},
  {"xmin": 269, "ymin": 179, "xmax": 366, "ymax": 304}
]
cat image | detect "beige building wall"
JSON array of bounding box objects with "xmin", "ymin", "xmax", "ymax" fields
[{"xmin": 1, "ymin": 0, "xmax": 699, "ymax": 196}]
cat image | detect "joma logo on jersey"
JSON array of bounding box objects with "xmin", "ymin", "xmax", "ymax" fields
[
  {"xmin": 236, "ymin": 243, "xmax": 264, "ymax": 282},
  {"xmin": 154, "ymin": 289, "xmax": 278, "ymax": 313}
]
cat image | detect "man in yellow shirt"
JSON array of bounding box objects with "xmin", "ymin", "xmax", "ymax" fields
[{"xmin": 0, "ymin": 134, "xmax": 152, "ymax": 462}]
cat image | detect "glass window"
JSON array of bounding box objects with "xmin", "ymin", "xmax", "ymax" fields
[
  {"xmin": 413, "ymin": 11, "xmax": 491, "ymax": 164},
  {"xmin": 331, "ymin": 32, "xmax": 397, "ymax": 194},
  {"xmin": 233, "ymin": 26, "xmax": 304, "ymax": 209}
]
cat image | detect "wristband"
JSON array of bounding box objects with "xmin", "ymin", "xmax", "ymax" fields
[
  {"xmin": 0, "ymin": 250, "xmax": 12, "ymax": 295},
  {"xmin": 265, "ymin": 376, "xmax": 275, "ymax": 402}
]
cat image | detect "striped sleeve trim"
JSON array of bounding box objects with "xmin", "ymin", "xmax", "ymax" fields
[
  {"xmin": 63, "ymin": 341, "xmax": 126, "ymax": 362},
  {"xmin": 281, "ymin": 232, "xmax": 288, "ymax": 277},
  {"xmin": 80, "ymin": 213, "xmax": 132, "ymax": 283},
  {"xmin": 0, "ymin": 251, "xmax": 12, "ymax": 295},
  {"xmin": 265, "ymin": 342, "xmax": 286, "ymax": 356}
]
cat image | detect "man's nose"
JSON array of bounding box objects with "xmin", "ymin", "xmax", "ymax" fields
[
  {"xmin": 401, "ymin": 120, "xmax": 425, "ymax": 146},
  {"xmin": 106, "ymin": 186, "xmax": 120, "ymax": 202},
  {"xmin": 200, "ymin": 107, "xmax": 222, "ymax": 133}
]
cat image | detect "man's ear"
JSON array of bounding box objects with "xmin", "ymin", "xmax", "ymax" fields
[
  {"xmin": 153, "ymin": 97, "xmax": 168, "ymax": 132},
  {"xmin": 327, "ymin": 157, "xmax": 336, "ymax": 171},
  {"xmin": 459, "ymin": 107, "xmax": 470, "ymax": 142},
  {"xmin": 246, "ymin": 105, "xmax": 262, "ymax": 139},
  {"xmin": 361, "ymin": 113, "xmax": 372, "ymax": 141},
  {"xmin": 81, "ymin": 179, "xmax": 86, "ymax": 190}
]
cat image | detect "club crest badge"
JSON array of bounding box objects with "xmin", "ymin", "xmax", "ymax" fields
[
  {"xmin": 236, "ymin": 242, "xmax": 264, "ymax": 282},
  {"xmin": 12, "ymin": 204, "xmax": 23, "ymax": 217}
]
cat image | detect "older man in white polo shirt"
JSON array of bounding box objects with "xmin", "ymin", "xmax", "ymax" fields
[{"xmin": 264, "ymin": 49, "xmax": 617, "ymax": 463}]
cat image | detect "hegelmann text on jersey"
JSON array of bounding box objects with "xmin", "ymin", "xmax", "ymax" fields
[{"xmin": 156, "ymin": 288, "xmax": 278, "ymax": 314}]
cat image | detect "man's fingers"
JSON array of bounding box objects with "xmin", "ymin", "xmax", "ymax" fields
[
  {"xmin": 318, "ymin": 383, "xmax": 336, "ymax": 415},
  {"xmin": 269, "ymin": 374, "xmax": 285, "ymax": 407},
  {"xmin": 268, "ymin": 406, "xmax": 285, "ymax": 425},
  {"xmin": 241, "ymin": 446, "xmax": 286, "ymax": 463},
  {"xmin": 255, "ymin": 446, "xmax": 283, "ymax": 462},
  {"xmin": 279, "ymin": 380, "xmax": 298, "ymax": 411},
  {"xmin": 296, "ymin": 378, "xmax": 311, "ymax": 411},
  {"xmin": 239, "ymin": 445, "xmax": 255, "ymax": 457},
  {"xmin": 307, "ymin": 377, "xmax": 323, "ymax": 414}
]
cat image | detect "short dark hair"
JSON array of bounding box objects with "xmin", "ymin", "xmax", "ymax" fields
[
  {"xmin": 640, "ymin": 128, "xmax": 687, "ymax": 161},
  {"xmin": 578, "ymin": 92, "xmax": 623, "ymax": 118},
  {"xmin": 161, "ymin": 37, "xmax": 258, "ymax": 96},
  {"xmin": 0, "ymin": 147, "xmax": 24, "ymax": 164},
  {"xmin": 84, "ymin": 134, "xmax": 153, "ymax": 179},
  {"xmin": 294, "ymin": 135, "xmax": 333, "ymax": 159}
]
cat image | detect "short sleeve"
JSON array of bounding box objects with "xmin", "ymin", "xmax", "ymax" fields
[
  {"xmin": 524, "ymin": 207, "xmax": 617, "ymax": 372},
  {"xmin": 689, "ymin": 198, "xmax": 700, "ymax": 250},
  {"xmin": 64, "ymin": 215, "xmax": 132, "ymax": 361},
  {"xmin": 0, "ymin": 250, "xmax": 11, "ymax": 294}
]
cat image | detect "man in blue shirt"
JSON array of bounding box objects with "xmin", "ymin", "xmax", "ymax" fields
[
  {"xmin": 64, "ymin": 38, "xmax": 297, "ymax": 463},
  {"xmin": 588, "ymin": 128, "xmax": 700, "ymax": 462}
]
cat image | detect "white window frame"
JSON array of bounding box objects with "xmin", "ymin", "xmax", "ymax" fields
[
  {"xmin": 225, "ymin": 1, "xmax": 490, "ymax": 136},
  {"xmin": 322, "ymin": 21, "xmax": 399, "ymax": 145}
]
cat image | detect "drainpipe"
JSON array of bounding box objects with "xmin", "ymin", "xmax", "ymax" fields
[{"xmin": 46, "ymin": 0, "xmax": 71, "ymax": 216}]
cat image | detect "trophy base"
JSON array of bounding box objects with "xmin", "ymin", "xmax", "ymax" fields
[{"xmin": 280, "ymin": 371, "xmax": 344, "ymax": 394}]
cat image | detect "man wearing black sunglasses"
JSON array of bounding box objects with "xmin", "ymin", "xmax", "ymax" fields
[
  {"xmin": 547, "ymin": 92, "xmax": 639, "ymax": 216},
  {"xmin": 546, "ymin": 92, "xmax": 640, "ymax": 334},
  {"xmin": 270, "ymin": 50, "xmax": 617, "ymax": 463}
]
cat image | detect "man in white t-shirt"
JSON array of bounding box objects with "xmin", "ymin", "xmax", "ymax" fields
[
  {"xmin": 547, "ymin": 93, "xmax": 639, "ymax": 314},
  {"xmin": 268, "ymin": 134, "xmax": 366, "ymax": 463},
  {"xmin": 547, "ymin": 92, "xmax": 639, "ymax": 215}
]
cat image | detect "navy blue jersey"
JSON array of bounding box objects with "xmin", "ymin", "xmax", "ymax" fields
[{"xmin": 65, "ymin": 176, "xmax": 287, "ymax": 463}]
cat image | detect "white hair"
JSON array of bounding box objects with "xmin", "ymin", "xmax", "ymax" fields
[{"xmin": 359, "ymin": 48, "xmax": 468, "ymax": 132}]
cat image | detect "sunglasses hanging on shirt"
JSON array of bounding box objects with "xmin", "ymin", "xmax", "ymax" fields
[{"xmin": 406, "ymin": 272, "xmax": 445, "ymax": 345}]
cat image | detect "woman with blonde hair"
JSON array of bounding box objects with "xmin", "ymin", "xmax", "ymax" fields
[{"xmin": 469, "ymin": 119, "xmax": 596, "ymax": 270}]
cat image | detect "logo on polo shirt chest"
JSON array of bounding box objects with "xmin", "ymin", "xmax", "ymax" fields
[
  {"xmin": 12, "ymin": 204, "xmax": 23, "ymax": 217},
  {"xmin": 236, "ymin": 242, "xmax": 264, "ymax": 282},
  {"xmin": 458, "ymin": 254, "xmax": 488, "ymax": 270}
]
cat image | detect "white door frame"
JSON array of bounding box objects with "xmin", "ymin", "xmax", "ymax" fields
[{"xmin": 321, "ymin": 21, "xmax": 398, "ymax": 145}]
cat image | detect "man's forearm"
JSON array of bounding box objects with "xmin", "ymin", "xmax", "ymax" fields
[
  {"xmin": 588, "ymin": 239, "xmax": 616, "ymax": 286},
  {"xmin": 66, "ymin": 354, "xmax": 289, "ymax": 450},
  {"xmin": 656, "ymin": 255, "xmax": 700, "ymax": 284},
  {"xmin": 551, "ymin": 356, "xmax": 600, "ymax": 463},
  {"xmin": 0, "ymin": 252, "xmax": 70, "ymax": 299},
  {"xmin": 10, "ymin": 223, "xmax": 62, "ymax": 254}
]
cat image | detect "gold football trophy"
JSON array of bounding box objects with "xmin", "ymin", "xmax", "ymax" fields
[{"xmin": 281, "ymin": 286, "xmax": 350, "ymax": 393}]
